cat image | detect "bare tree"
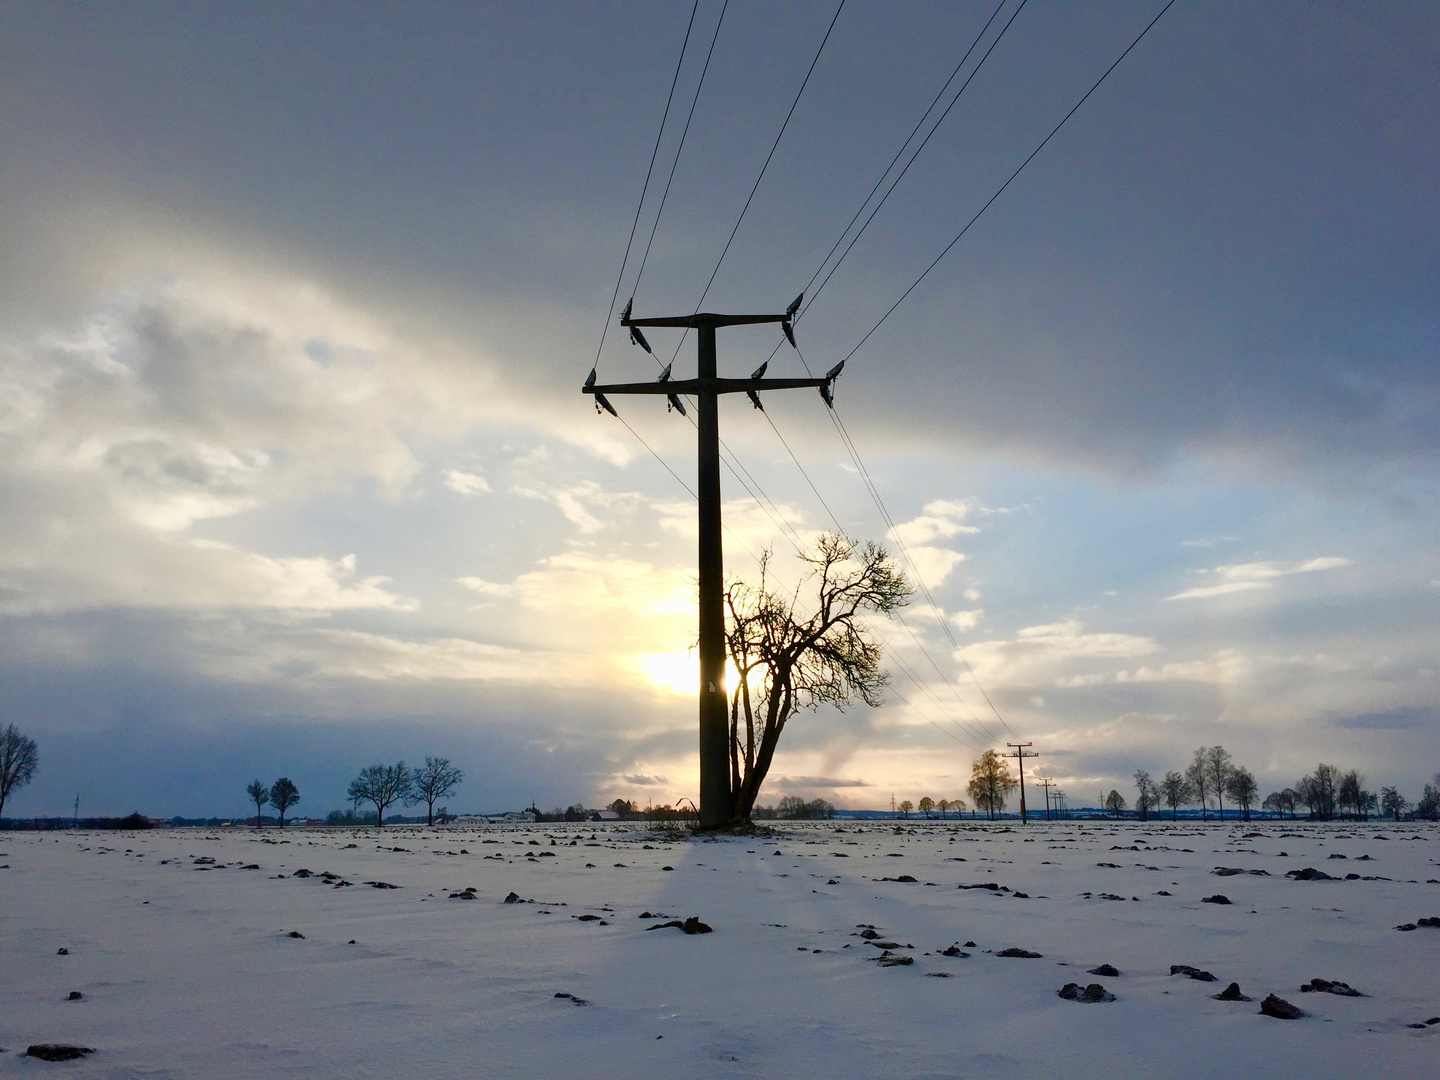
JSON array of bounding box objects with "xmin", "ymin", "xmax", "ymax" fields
[
  {"xmin": 0, "ymin": 724, "xmax": 39, "ymax": 819},
  {"xmin": 918, "ymin": 796, "xmax": 935, "ymax": 819},
  {"xmin": 723, "ymin": 535, "xmax": 911, "ymax": 824},
  {"xmin": 245, "ymin": 779, "xmax": 270, "ymax": 829},
  {"xmin": 269, "ymin": 777, "xmax": 300, "ymax": 827},
  {"xmin": 1186, "ymin": 748, "xmax": 1211, "ymax": 821},
  {"xmin": 937, "ymin": 798, "xmax": 951, "ymax": 819},
  {"xmin": 1133, "ymin": 770, "xmax": 1158, "ymax": 821},
  {"xmin": 1160, "ymin": 770, "xmax": 1191, "ymax": 821},
  {"xmin": 409, "ymin": 757, "xmax": 464, "ymax": 827},
  {"xmin": 1105, "ymin": 789, "xmax": 1127, "ymax": 818},
  {"xmin": 969, "ymin": 750, "xmax": 1017, "ymax": 820},
  {"xmin": 348, "ymin": 763, "xmax": 412, "ymax": 829},
  {"xmin": 1379, "ymin": 786, "xmax": 1406, "ymax": 821},
  {"xmin": 1416, "ymin": 781, "xmax": 1440, "ymax": 821},
  {"xmin": 897, "ymin": 799, "xmax": 914, "ymax": 819},
  {"xmin": 1225, "ymin": 766, "xmax": 1258, "ymax": 821},
  {"xmin": 1205, "ymin": 746, "xmax": 1233, "ymax": 821}
]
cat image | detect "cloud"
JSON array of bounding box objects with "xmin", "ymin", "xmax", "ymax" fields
[
  {"xmin": 771, "ymin": 776, "xmax": 873, "ymax": 789},
  {"xmin": 1181, "ymin": 536, "xmax": 1239, "ymax": 548},
  {"xmin": 621, "ymin": 774, "xmax": 669, "ymax": 786},
  {"xmin": 888, "ymin": 500, "xmax": 982, "ymax": 547},
  {"xmin": 960, "ymin": 620, "xmax": 1159, "ymax": 687},
  {"xmin": 1334, "ymin": 707, "xmax": 1435, "ymax": 730},
  {"xmin": 1166, "ymin": 557, "xmax": 1351, "ymax": 600},
  {"xmin": 457, "ymin": 577, "xmax": 512, "ymax": 597},
  {"xmin": 444, "ymin": 469, "xmax": 490, "ymax": 495}
]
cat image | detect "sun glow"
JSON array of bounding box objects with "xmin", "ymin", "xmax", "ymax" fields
[{"xmin": 636, "ymin": 652, "xmax": 741, "ymax": 698}]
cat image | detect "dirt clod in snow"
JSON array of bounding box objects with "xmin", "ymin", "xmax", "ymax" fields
[
  {"xmin": 1087, "ymin": 964, "xmax": 1120, "ymax": 977},
  {"xmin": 26, "ymin": 1045, "xmax": 95, "ymax": 1061},
  {"xmin": 1202, "ymin": 894, "xmax": 1232, "ymax": 904},
  {"xmin": 1260, "ymin": 994, "xmax": 1305, "ymax": 1019},
  {"xmin": 1214, "ymin": 983, "xmax": 1252, "ymax": 1001},
  {"xmin": 1170, "ymin": 965, "xmax": 1217, "ymax": 982},
  {"xmin": 996, "ymin": 948, "xmax": 1042, "ymax": 958},
  {"xmin": 1058, "ymin": 982, "xmax": 1114, "ymax": 1003},
  {"xmin": 1300, "ymin": 978, "xmax": 1365, "ymax": 997}
]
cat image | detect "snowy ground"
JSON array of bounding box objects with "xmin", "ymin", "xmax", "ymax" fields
[{"xmin": 2, "ymin": 819, "xmax": 1438, "ymax": 1079}]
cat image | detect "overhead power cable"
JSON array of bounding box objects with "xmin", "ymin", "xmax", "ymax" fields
[
  {"xmin": 628, "ymin": 0, "xmax": 729, "ymax": 299},
  {"xmin": 663, "ymin": 0, "xmax": 848, "ymax": 368},
  {"xmin": 766, "ymin": 1, "xmax": 1179, "ymax": 734},
  {"xmin": 837, "ymin": 0, "xmax": 1178, "ymax": 367},
  {"xmin": 589, "ymin": 0, "xmax": 702, "ymax": 371}
]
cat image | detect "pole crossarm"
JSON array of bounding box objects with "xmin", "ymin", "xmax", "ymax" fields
[
  {"xmin": 585, "ymin": 377, "xmax": 830, "ymax": 396},
  {"xmin": 622, "ymin": 311, "xmax": 788, "ymax": 329}
]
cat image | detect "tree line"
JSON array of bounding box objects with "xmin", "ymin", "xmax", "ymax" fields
[{"xmin": 244, "ymin": 757, "xmax": 464, "ymax": 829}]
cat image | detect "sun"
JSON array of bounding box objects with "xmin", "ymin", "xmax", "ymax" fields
[{"xmin": 636, "ymin": 652, "xmax": 741, "ymax": 698}]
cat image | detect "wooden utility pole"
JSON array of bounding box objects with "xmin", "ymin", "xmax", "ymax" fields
[
  {"xmin": 1036, "ymin": 776, "xmax": 1056, "ymax": 821},
  {"xmin": 584, "ymin": 301, "xmax": 841, "ymax": 830},
  {"xmin": 1005, "ymin": 742, "xmax": 1038, "ymax": 824}
]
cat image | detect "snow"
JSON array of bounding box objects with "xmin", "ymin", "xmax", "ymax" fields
[{"xmin": 2, "ymin": 820, "xmax": 1437, "ymax": 1078}]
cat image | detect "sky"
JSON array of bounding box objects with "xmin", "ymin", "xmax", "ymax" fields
[{"xmin": 1, "ymin": 1, "xmax": 1436, "ymax": 818}]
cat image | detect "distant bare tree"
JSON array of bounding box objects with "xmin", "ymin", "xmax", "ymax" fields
[
  {"xmin": 969, "ymin": 750, "xmax": 1017, "ymax": 820},
  {"xmin": 409, "ymin": 757, "xmax": 464, "ymax": 827},
  {"xmin": 1133, "ymin": 770, "xmax": 1158, "ymax": 821},
  {"xmin": 348, "ymin": 763, "xmax": 412, "ymax": 829},
  {"xmin": 1105, "ymin": 789, "xmax": 1127, "ymax": 818},
  {"xmin": 777, "ymin": 795, "xmax": 809, "ymax": 819},
  {"xmin": 1205, "ymin": 746, "xmax": 1233, "ymax": 820},
  {"xmin": 897, "ymin": 799, "xmax": 914, "ymax": 819},
  {"xmin": 918, "ymin": 796, "xmax": 935, "ymax": 819},
  {"xmin": 0, "ymin": 724, "xmax": 39, "ymax": 818},
  {"xmin": 1301, "ymin": 764, "xmax": 1340, "ymax": 820},
  {"xmin": 937, "ymin": 798, "xmax": 951, "ymax": 819},
  {"xmin": 269, "ymin": 777, "xmax": 300, "ymax": 827},
  {"xmin": 1186, "ymin": 748, "xmax": 1211, "ymax": 821},
  {"xmin": 1416, "ymin": 780, "xmax": 1440, "ymax": 821},
  {"xmin": 1379, "ymin": 786, "xmax": 1407, "ymax": 821},
  {"xmin": 245, "ymin": 779, "xmax": 270, "ymax": 829},
  {"xmin": 1160, "ymin": 770, "xmax": 1191, "ymax": 821},
  {"xmin": 723, "ymin": 536, "xmax": 911, "ymax": 825},
  {"xmin": 1225, "ymin": 766, "xmax": 1258, "ymax": 821}
]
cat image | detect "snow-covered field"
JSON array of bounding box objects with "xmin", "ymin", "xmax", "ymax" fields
[{"xmin": 3, "ymin": 820, "xmax": 1438, "ymax": 1078}]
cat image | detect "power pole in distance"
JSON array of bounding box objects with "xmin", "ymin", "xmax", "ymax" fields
[
  {"xmin": 1005, "ymin": 742, "xmax": 1038, "ymax": 824},
  {"xmin": 584, "ymin": 300, "xmax": 842, "ymax": 830},
  {"xmin": 1036, "ymin": 776, "xmax": 1055, "ymax": 821}
]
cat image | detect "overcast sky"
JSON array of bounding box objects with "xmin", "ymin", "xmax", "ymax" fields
[{"xmin": 1, "ymin": 1, "xmax": 1436, "ymax": 818}]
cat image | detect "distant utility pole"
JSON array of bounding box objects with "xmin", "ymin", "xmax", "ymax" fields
[
  {"xmin": 73, "ymin": 794, "xmax": 79, "ymax": 830},
  {"xmin": 1054, "ymin": 789, "xmax": 1067, "ymax": 819},
  {"xmin": 1005, "ymin": 742, "xmax": 1038, "ymax": 824},
  {"xmin": 585, "ymin": 299, "xmax": 842, "ymax": 830},
  {"xmin": 1036, "ymin": 776, "xmax": 1056, "ymax": 821}
]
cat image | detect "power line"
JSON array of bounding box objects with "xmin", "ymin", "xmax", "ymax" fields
[
  {"xmin": 793, "ymin": 0, "xmax": 1011, "ymax": 313},
  {"xmin": 799, "ymin": 0, "xmax": 1029, "ymax": 323},
  {"xmin": 837, "ymin": 0, "xmax": 1178, "ymax": 368},
  {"xmin": 590, "ymin": 0, "xmax": 703, "ymax": 371},
  {"xmin": 628, "ymin": 0, "xmax": 729, "ymax": 299},
  {"xmin": 664, "ymin": 0, "xmax": 848, "ymax": 368},
  {"xmin": 762, "ymin": 1, "xmax": 1181, "ymax": 733}
]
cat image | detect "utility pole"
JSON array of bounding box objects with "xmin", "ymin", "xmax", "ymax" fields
[
  {"xmin": 73, "ymin": 793, "xmax": 80, "ymax": 830},
  {"xmin": 1036, "ymin": 776, "xmax": 1056, "ymax": 821},
  {"xmin": 1005, "ymin": 742, "xmax": 1038, "ymax": 824},
  {"xmin": 584, "ymin": 300, "xmax": 841, "ymax": 830}
]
